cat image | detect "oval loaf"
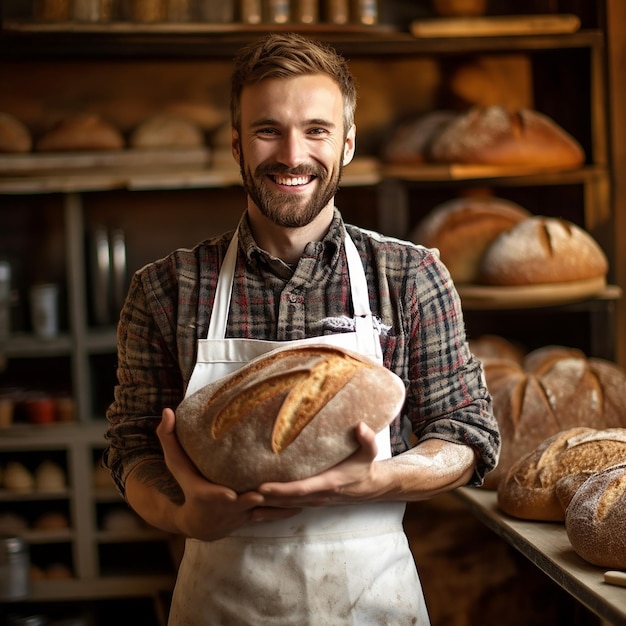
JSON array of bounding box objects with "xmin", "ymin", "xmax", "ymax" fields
[
  {"xmin": 175, "ymin": 344, "xmax": 406, "ymax": 493},
  {"xmin": 478, "ymin": 216, "xmax": 608, "ymax": 286},
  {"xmin": 565, "ymin": 462, "xmax": 626, "ymax": 569},
  {"xmin": 428, "ymin": 105, "xmax": 585, "ymax": 168}
]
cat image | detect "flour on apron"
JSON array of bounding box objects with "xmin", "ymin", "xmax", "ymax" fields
[{"xmin": 168, "ymin": 228, "xmax": 430, "ymax": 625}]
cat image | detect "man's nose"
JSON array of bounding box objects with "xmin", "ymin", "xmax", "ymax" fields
[{"xmin": 276, "ymin": 131, "xmax": 307, "ymax": 167}]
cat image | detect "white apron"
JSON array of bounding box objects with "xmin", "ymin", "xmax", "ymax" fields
[{"xmin": 168, "ymin": 228, "xmax": 430, "ymax": 625}]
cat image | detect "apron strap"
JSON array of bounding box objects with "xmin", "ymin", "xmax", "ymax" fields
[{"xmin": 207, "ymin": 231, "xmax": 238, "ymax": 341}]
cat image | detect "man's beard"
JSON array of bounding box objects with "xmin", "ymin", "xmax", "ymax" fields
[{"xmin": 239, "ymin": 157, "xmax": 342, "ymax": 228}]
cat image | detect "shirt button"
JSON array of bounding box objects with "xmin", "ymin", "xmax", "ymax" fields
[{"xmin": 288, "ymin": 293, "xmax": 300, "ymax": 304}]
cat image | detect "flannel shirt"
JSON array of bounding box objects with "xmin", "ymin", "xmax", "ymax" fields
[{"xmin": 104, "ymin": 208, "xmax": 500, "ymax": 497}]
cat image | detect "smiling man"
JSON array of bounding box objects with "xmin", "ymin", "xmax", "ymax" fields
[{"xmin": 104, "ymin": 33, "xmax": 500, "ymax": 625}]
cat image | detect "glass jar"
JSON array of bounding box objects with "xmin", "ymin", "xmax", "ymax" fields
[{"xmin": 0, "ymin": 536, "xmax": 30, "ymax": 601}]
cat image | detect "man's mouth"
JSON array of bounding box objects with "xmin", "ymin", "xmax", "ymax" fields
[{"xmin": 269, "ymin": 174, "xmax": 315, "ymax": 186}]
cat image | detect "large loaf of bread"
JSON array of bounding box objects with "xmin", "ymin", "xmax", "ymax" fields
[
  {"xmin": 410, "ymin": 196, "xmax": 530, "ymax": 284},
  {"xmin": 481, "ymin": 346, "xmax": 626, "ymax": 490},
  {"xmin": 497, "ymin": 427, "xmax": 626, "ymax": 521},
  {"xmin": 428, "ymin": 105, "xmax": 585, "ymax": 168},
  {"xmin": 478, "ymin": 216, "xmax": 608, "ymax": 285},
  {"xmin": 175, "ymin": 344, "xmax": 405, "ymax": 493},
  {"xmin": 565, "ymin": 462, "xmax": 626, "ymax": 568}
]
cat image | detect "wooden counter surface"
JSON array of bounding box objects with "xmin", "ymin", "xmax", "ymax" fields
[{"xmin": 455, "ymin": 487, "xmax": 626, "ymax": 626}]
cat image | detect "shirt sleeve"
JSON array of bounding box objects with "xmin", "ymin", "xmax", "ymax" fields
[
  {"xmin": 103, "ymin": 258, "xmax": 192, "ymax": 499},
  {"xmin": 404, "ymin": 249, "xmax": 501, "ymax": 486}
]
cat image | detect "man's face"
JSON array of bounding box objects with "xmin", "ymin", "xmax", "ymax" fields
[{"xmin": 232, "ymin": 74, "xmax": 356, "ymax": 228}]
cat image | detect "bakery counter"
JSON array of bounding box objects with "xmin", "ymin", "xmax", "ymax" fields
[{"xmin": 456, "ymin": 487, "xmax": 626, "ymax": 626}]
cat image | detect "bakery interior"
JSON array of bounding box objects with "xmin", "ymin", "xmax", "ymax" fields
[{"xmin": 0, "ymin": 0, "xmax": 625, "ymax": 624}]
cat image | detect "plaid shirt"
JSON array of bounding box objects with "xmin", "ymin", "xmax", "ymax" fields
[{"xmin": 105, "ymin": 209, "xmax": 500, "ymax": 496}]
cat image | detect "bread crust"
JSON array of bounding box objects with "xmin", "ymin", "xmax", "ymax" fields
[
  {"xmin": 478, "ymin": 217, "xmax": 608, "ymax": 285},
  {"xmin": 129, "ymin": 114, "xmax": 205, "ymax": 149},
  {"xmin": 497, "ymin": 427, "xmax": 626, "ymax": 521},
  {"xmin": 0, "ymin": 112, "xmax": 32, "ymax": 153},
  {"xmin": 481, "ymin": 346, "xmax": 626, "ymax": 490},
  {"xmin": 36, "ymin": 114, "xmax": 124, "ymax": 152},
  {"xmin": 175, "ymin": 344, "xmax": 406, "ymax": 493},
  {"xmin": 411, "ymin": 197, "xmax": 530, "ymax": 284},
  {"xmin": 565, "ymin": 462, "xmax": 626, "ymax": 568},
  {"xmin": 428, "ymin": 105, "xmax": 585, "ymax": 168}
]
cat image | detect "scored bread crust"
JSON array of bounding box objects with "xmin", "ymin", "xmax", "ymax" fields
[
  {"xmin": 428, "ymin": 105, "xmax": 585, "ymax": 167},
  {"xmin": 175, "ymin": 344, "xmax": 406, "ymax": 493},
  {"xmin": 482, "ymin": 346, "xmax": 626, "ymax": 490},
  {"xmin": 410, "ymin": 197, "xmax": 530, "ymax": 284},
  {"xmin": 478, "ymin": 216, "xmax": 608, "ymax": 286},
  {"xmin": 497, "ymin": 427, "xmax": 626, "ymax": 521},
  {"xmin": 565, "ymin": 462, "xmax": 626, "ymax": 568}
]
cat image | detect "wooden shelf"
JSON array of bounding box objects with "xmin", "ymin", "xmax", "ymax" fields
[{"xmin": 456, "ymin": 487, "xmax": 626, "ymax": 626}]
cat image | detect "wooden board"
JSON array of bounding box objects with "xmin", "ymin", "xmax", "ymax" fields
[
  {"xmin": 0, "ymin": 148, "xmax": 212, "ymax": 175},
  {"xmin": 411, "ymin": 14, "xmax": 581, "ymax": 38},
  {"xmin": 456, "ymin": 488, "xmax": 626, "ymax": 626},
  {"xmin": 456, "ymin": 277, "xmax": 612, "ymax": 310},
  {"xmin": 382, "ymin": 162, "xmax": 581, "ymax": 181}
]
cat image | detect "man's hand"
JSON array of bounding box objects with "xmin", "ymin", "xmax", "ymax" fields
[
  {"xmin": 257, "ymin": 421, "xmax": 384, "ymax": 507},
  {"xmin": 128, "ymin": 408, "xmax": 302, "ymax": 541}
]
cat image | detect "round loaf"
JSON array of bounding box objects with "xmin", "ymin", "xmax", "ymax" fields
[
  {"xmin": 410, "ymin": 196, "xmax": 530, "ymax": 283},
  {"xmin": 478, "ymin": 216, "xmax": 608, "ymax": 286},
  {"xmin": 0, "ymin": 112, "xmax": 32, "ymax": 153},
  {"xmin": 175, "ymin": 344, "xmax": 405, "ymax": 493},
  {"xmin": 129, "ymin": 114, "xmax": 205, "ymax": 149},
  {"xmin": 428, "ymin": 105, "xmax": 585, "ymax": 168},
  {"xmin": 36, "ymin": 113, "xmax": 124, "ymax": 152},
  {"xmin": 470, "ymin": 334, "xmax": 526, "ymax": 365},
  {"xmin": 497, "ymin": 427, "xmax": 626, "ymax": 521},
  {"xmin": 481, "ymin": 346, "xmax": 626, "ymax": 490},
  {"xmin": 565, "ymin": 462, "xmax": 626, "ymax": 568}
]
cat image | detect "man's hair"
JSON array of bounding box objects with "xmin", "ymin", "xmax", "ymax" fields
[{"xmin": 230, "ymin": 32, "xmax": 357, "ymax": 135}]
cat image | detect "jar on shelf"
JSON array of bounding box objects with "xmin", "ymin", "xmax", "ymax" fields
[
  {"xmin": 0, "ymin": 535, "xmax": 30, "ymax": 601},
  {"xmin": 33, "ymin": 0, "xmax": 71, "ymax": 21},
  {"xmin": 126, "ymin": 0, "xmax": 166, "ymax": 22},
  {"xmin": 196, "ymin": 0, "xmax": 235, "ymax": 22},
  {"xmin": 293, "ymin": 0, "xmax": 318, "ymax": 24},
  {"xmin": 240, "ymin": 0, "xmax": 262, "ymax": 24}
]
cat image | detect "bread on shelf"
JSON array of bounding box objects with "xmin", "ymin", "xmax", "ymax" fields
[
  {"xmin": 497, "ymin": 427, "xmax": 626, "ymax": 521},
  {"xmin": 565, "ymin": 461, "xmax": 626, "ymax": 569},
  {"xmin": 481, "ymin": 345, "xmax": 626, "ymax": 490},
  {"xmin": 410, "ymin": 196, "xmax": 530, "ymax": 284},
  {"xmin": 428, "ymin": 105, "xmax": 585, "ymax": 168}
]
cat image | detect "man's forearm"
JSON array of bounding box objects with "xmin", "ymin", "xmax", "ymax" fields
[
  {"xmin": 381, "ymin": 439, "xmax": 476, "ymax": 501},
  {"xmin": 125, "ymin": 459, "xmax": 183, "ymax": 534}
]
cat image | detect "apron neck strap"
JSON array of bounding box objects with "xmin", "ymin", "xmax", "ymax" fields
[{"xmin": 206, "ymin": 227, "xmax": 376, "ymax": 345}]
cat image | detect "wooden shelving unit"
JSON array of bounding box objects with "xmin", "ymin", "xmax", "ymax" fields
[{"xmin": 0, "ymin": 2, "xmax": 624, "ymax": 622}]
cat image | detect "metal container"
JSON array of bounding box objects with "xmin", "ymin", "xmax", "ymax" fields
[{"xmin": 0, "ymin": 535, "xmax": 30, "ymax": 600}]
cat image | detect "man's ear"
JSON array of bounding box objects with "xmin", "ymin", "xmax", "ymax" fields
[
  {"xmin": 231, "ymin": 128, "xmax": 241, "ymax": 163},
  {"xmin": 342, "ymin": 124, "xmax": 356, "ymax": 166}
]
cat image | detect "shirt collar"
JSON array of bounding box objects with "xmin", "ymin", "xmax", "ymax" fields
[{"xmin": 237, "ymin": 208, "xmax": 344, "ymax": 277}]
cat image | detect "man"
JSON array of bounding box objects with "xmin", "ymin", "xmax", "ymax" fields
[{"xmin": 105, "ymin": 32, "xmax": 500, "ymax": 625}]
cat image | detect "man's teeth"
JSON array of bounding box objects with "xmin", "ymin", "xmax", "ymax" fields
[{"xmin": 273, "ymin": 175, "xmax": 310, "ymax": 186}]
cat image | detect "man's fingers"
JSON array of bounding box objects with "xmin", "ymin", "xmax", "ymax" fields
[{"xmin": 157, "ymin": 408, "xmax": 201, "ymax": 479}]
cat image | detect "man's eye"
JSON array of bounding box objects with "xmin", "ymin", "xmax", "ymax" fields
[
  {"xmin": 257, "ymin": 128, "xmax": 278, "ymax": 136},
  {"xmin": 308, "ymin": 128, "xmax": 328, "ymax": 135}
]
